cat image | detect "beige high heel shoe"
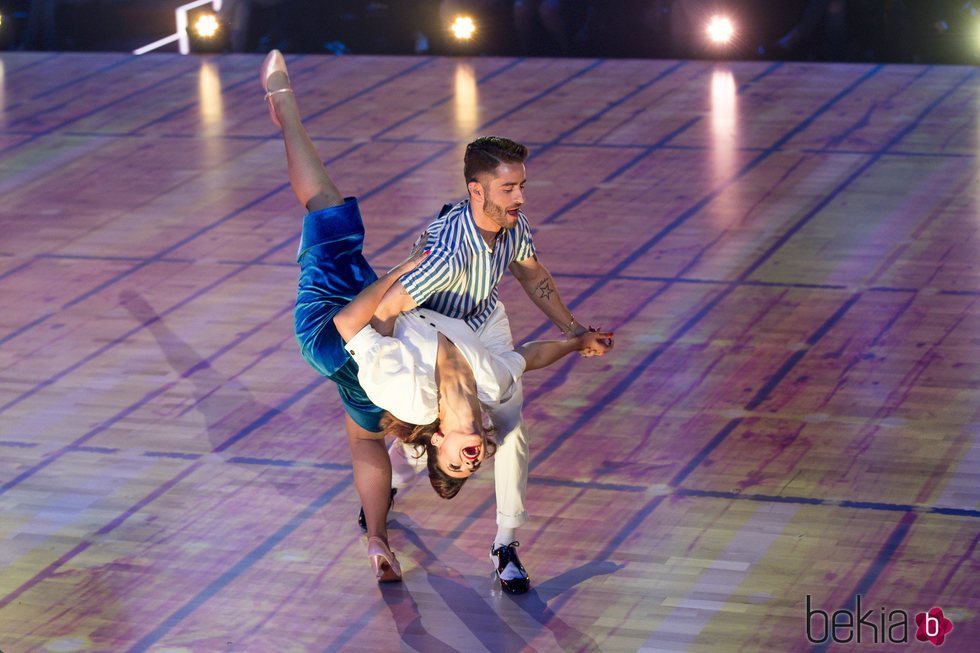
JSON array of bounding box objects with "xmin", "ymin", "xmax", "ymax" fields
[
  {"xmin": 260, "ymin": 49, "xmax": 292, "ymax": 128},
  {"xmin": 366, "ymin": 536, "xmax": 402, "ymax": 583}
]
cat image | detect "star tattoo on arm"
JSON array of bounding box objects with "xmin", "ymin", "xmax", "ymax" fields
[{"xmin": 536, "ymin": 279, "xmax": 555, "ymax": 300}]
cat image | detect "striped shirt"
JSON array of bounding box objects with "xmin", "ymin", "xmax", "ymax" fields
[{"xmin": 400, "ymin": 200, "xmax": 537, "ymax": 331}]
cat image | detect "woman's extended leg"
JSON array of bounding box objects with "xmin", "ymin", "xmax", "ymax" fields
[
  {"xmin": 261, "ymin": 50, "xmax": 343, "ymax": 212},
  {"xmin": 345, "ymin": 415, "xmax": 401, "ymax": 581},
  {"xmin": 267, "ymin": 50, "xmax": 399, "ymax": 580}
]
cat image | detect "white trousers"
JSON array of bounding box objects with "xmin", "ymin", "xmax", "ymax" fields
[{"xmin": 389, "ymin": 302, "xmax": 530, "ymax": 529}]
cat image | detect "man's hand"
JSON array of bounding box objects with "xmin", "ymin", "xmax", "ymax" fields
[
  {"xmin": 565, "ymin": 319, "xmax": 588, "ymax": 338},
  {"xmin": 575, "ymin": 329, "xmax": 614, "ymax": 357}
]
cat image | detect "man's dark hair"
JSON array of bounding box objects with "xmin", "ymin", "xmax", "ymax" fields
[{"xmin": 464, "ymin": 136, "xmax": 529, "ymax": 184}]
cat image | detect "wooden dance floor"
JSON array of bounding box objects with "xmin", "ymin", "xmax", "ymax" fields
[{"xmin": 0, "ymin": 52, "xmax": 977, "ymax": 652}]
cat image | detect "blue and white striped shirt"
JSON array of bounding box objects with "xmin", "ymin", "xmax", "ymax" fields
[{"xmin": 400, "ymin": 200, "xmax": 537, "ymax": 331}]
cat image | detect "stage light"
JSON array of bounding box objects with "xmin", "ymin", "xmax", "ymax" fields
[
  {"xmin": 706, "ymin": 15, "xmax": 735, "ymax": 45},
  {"xmin": 450, "ymin": 15, "xmax": 476, "ymax": 41},
  {"xmin": 193, "ymin": 13, "xmax": 220, "ymax": 39},
  {"xmin": 454, "ymin": 63, "xmax": 479, "ymax": 137},
  {"xmin": 198, "ymin": 61, "xmax": 224, "ymax": 139},
  {"xmin": 709, "ymin": 69, "xmax": 737, "ymax": 184}
]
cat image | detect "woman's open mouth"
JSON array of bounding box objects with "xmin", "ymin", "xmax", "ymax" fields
[{"xmin": 462, "ymin": 445, "xmax": 481, "ymax": 461}]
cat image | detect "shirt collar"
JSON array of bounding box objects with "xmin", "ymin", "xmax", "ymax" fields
[{"xmin": 462, "ymin": 200, "xmax": 503, "ymax": 253}]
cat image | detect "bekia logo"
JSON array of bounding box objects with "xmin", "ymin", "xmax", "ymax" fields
[
  {"xmin": 914, "ymin": 607, "xmax": 954, "ymax": 646},
  {"xmin": 806, "ymin": 595, "xmax": 954, "ymax": 646}
]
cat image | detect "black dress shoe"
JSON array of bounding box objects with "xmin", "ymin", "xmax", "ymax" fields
[
  {"xmin": 490, "ymin": 541, "xmax": 530, "ymax": 594},
  {"xmin": 357, "ymin": 488, "xmax": 397, "ymax": 531}
]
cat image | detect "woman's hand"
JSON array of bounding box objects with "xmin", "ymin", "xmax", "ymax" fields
[
  {"xmin": 390, "ymin": 231, "xmax": 429, "ymax": 275},
  {"xmin": 577, "ymin": 329, "xmax": 614, "ymax": 357}
]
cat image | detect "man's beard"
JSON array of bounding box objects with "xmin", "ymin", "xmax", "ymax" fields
[{"xmin": 483, "ymin": 196, "xmax": 517, "ymax": 230}]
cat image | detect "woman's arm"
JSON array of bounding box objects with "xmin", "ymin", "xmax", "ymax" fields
[
  {"xmin": 333, "ymin": 236, "xmax": 427, "ymax": 342},
  {"xmin": 517, "ymin": 330, "xmax": 614, "ymax": 372},
  {"xmin": 370, "ymin": 281, "xmax": 418, "ymax": 337}
]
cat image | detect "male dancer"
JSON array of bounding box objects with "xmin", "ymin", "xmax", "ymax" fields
[{"xmin": 377, "ymin": 135, "xmax": 610, "ymax": 593}]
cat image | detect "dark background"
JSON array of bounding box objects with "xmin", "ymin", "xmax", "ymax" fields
[{"xmin": 2, "ymin": 0, "xmax": 978, "ymax": 64}]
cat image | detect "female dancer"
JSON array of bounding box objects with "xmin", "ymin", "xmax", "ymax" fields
[{"xmin": 262, "ymin": 50, "xmax": 612, "ymax": 582}]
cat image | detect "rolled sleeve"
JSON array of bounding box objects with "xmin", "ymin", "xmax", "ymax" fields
[
  {"xmin": 486, "ymin": 350, "xmax": 526, "ymax": 406},
  {"xmin": 514, "ymin": 213, "xmax": 537, "ymax": 262},
  {"xmin": 345, "ymin": 324, "xmax": 386, "ymax": 359},
  {"xmin": 497, "ymin": 350, "xmax": 527, "ymax": 383}
]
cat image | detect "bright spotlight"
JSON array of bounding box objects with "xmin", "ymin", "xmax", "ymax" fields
[
  {"xmin": 706, "ymin": 15, "xmax": 735, "ymax": 45},
  {"xmin": 193, "ymin": 13, "xmax": 220, "ymax": 39},
  {"xmin": 450, "ymin": 15, "xmax": 476, "ymax": 41}
]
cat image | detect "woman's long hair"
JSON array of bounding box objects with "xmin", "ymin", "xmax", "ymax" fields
[{"xmin": 381, "ymin": 412, "xmax": 497, "ymax": 500}]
